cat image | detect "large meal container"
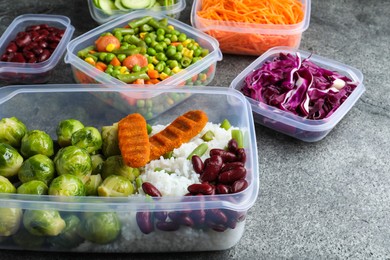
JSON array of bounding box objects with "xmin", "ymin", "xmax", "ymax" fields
[
  {"xmin": 65, "ymin": 11, "xmax": 222, "ymax": 88},
  {"xmin": 0, "ymin": 84, "xmax": 259, "ymax": 252},
  {"xmin": 88, "ymin": 0, "xmax": 186, "ymax": 24},
  {"xmin": 191, "ymin": 0, "xmax": 311, "ymax": 56},
  {"xmin": 230, "ymin": 47, "xmax": 365, "ymax": 142},
  {"xmin": 0, "ymin": 14, "xmax": 74, "ymax": 85}
]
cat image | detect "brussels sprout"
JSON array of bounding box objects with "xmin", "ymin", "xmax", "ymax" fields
[
  {"xmin": 0, "ymin": 207, "xmax": 22, "ymax": 236},
  {"xmin": 54, "ymin": 146, "xmax": 92, "ymax": 183},
  {"xmin": 12, "ymin": 227, "xmax": 45, "ymax": 249},
  {"xmin": 17, "ymin": 154, "xmax": 55, "ymax": 185},
  {"xmin": 47, "ymin": 214, "xmax": 84, "ymax": 249},
  {"xmin": 101, "ymin": 123, "xmax": 120, "ymax": 158},
  {"xmin": 97, "ymin": 175, "xmax": 134, "ymax": 197},
  {"xmin": 77, "ymin": 212, "xmax": 121, "ymax": 244},
  {"xmin": 48, "ymin": 174, "xmax": 86, "ymax": 197},
  {"xmin": 0, "ymin": 117, "xmax": 28, "ymax": 148},
  {"xmin": 56, "ymin": 119, "xmax": 85, "ymax": 147},
  {"xmin": 20, "ymin": 130, "xmax": 54, "ymax": 158},
  {"xmin": 71, "ymin": 127, "xmax": 102, "ymax": 154},
  {"xmin": 16, "ymin": 180, "xmax": 48, "ymax": 195},
  {"xmin": 0, "ymin": 143, "xmax": 23, "ymax": 179},
  {"xmin": 91, "ymin": 154, "xmax": 104, "ymax": 175},
  {"xmin": 85, "ymin": 174, "xmax": 103, "ymax": 196},
  {"xmin": 101, "ymin": 155, "xmax": 140, "ymax": 181},
  {"xmin": 23, "ymin": 209, "xmax": 66, "ymax": 236},
  {"xmin": 0, "ymin": 175, "xmax": 16, "ymax": 193}
]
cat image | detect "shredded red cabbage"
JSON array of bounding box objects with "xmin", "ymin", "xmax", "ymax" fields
[{"xmin": 241, "ymin": 52, "xmax": 359, "ymax": 120}]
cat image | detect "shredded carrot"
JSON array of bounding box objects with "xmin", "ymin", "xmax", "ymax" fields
[
  {"xmin": 197, "ymin": 0, "xmax": 305, "ymax": 55},
  {"xmin": 110, "ymin": 56, "xmax": 121, "ymax": 66},
  {"xmin": 118, "ymin": 113, "xmax": 150, "ymax": 168}
]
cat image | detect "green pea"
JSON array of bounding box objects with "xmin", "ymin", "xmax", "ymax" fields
[
  {"xmin": 165, "ymin": 33, "xmax": 172, "ymax": 39},
  {"xmin": 105, "ymin": 53, "xmax": 115, "ymax": 63},
  {"xmin": 193, "ymin": 48, "xmax": 202, "ymax": 57},
  {"xmin": 168, "ymin": 60, "xmax": 179, "ymax": 69},
  {"xmin": 144, "ymin": 36, "xmax": 152, "ymax": 45},
  {"xmin": 117, "ymin": 54, "xmax": 126, "ymax": 62},
  {"xmin": 173, "ymin": 52, "xmax": 182, "ymax": 61},
  {"xmin": 98, "ymin": 52, "xmax": 107, "ymax": 61},
  {"xmin": 171, "ymin": 29, "xmax": 180, "ymax": 36},
  {"xmin": 105, "ymin": 67, "xmax": 113, "ymax": 74},
  {"xmin": 201, "ymin": 48, "xmax": 209, "ymax": 57},
  {"xmin": 170, "ymin": 34, "xmax": 178, "ymax": 42},
  {"xmin": 156, "ymin": 28, "xmax": 165, "ymax": 36},
  {"xmin": 155, "ymin": 62, "xmax": 165, "ymax": 72},
  {"xmin": 160, "ymin": 42, "xmax": 167, "ymax": 49},
  {"xmin": 164, "ymin": 38, "xmax": 171, "ymax": 45},
  {"xmin": 156, "ymin": 52, "xmax": 167, "ymax": 61},
  {"xmin": 166, "ymin": 47, "xmax": 176, "ymax": 58},
  {"xmin": 178, "ymin": 33, "xmax": 187, "ymax": 42},
  {"xmin": 147, "ymin": 47, "xmax": 156, "ymax": 56},
  {"xmin": 111, "ymin": 69, "xmax": 120, "ymax": 78},
  {"xmin": 155, "ymin": 44, "xmax": 164, "ymax": 52},
  {"xmin": 132, "ymin": 64, "xmax": 142, "ymax": 72},
  {"xmin": 147, "ymin": 55, "xmax": 153, "ymax": 64},
  {"xmin": 176, "ymin": 44, "xmax": 183, "ymax": 52},
  {"xmin": 187, "ymin": 43, "xmax": 194, "ymax": 50},
  {"xmin": 156, "ymin": 34, "xmax": 165, "ymax": 42},
  {"xmin": 163, "ymin": 67, "xmax": 172, "ymax": 75},
  {"xmin": 192, "ymin": 57, "xmax": 202, "ymax": 64},
  {"xmin": 123, "ymin": 34, "xmax": 132, "ymax": 43}
]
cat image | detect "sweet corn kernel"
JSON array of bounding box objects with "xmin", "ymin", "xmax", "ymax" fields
[
  {"xmin": 172, "ymin": 66, "xmax": 182, "ymax": 73},
  {"xmin": 119, "ymin": 66, "xmax": 128, "ymax": 74},
  {"xmin": 182, "ymin": 39, "xmax": 192, "ymax": 46},
  {"xmin": 147, "ymin": 64, "xmax": 155, "ymax": 70},
  {"xmin": 167, "ymin": 25, "xmax": 174, "ymax": 31},
  {"xmin": 106, "ymin": 43, "xmax": 116, "ymax": 52},
  {"xmin": 159, "ymin": 72, "xmax": 169, "ymax": 80},
  {"xmin": 84, "ymin": 57, "xmax": 96, "ymax": 65},
  {"xmin": 182, "ymin": 48, "xmax": 194, "ymax": 58},
  {"xmin": 139, "ymin": 32, "xmax": 147, "ymax": 40}
]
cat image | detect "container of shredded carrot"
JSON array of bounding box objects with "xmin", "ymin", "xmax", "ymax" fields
[{"xmin": 190, "ymin": 0, "xmax": 311, "ymax": 56}]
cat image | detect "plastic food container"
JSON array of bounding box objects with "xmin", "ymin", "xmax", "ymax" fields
[
  {"xmin": 230, "ymin": 47, "xmax": 365, "ymax": 142},
  {"xmin": 0, "ymin": 14, "xmax": 75, "ymax": 85},
  {"xmin": 65, "ymin": 11, "xmax": 222, "ymax": 89},
  {"xmin": 88, "ymin": 0, "xmax": 186, "ymax": 24},
  {"xmin": 191, "ymin": 0, "xmax": 311, "ymax": 56},
  {"xmin": 0, "ymin": 84, "xmax": 258, "ymax": 252}
]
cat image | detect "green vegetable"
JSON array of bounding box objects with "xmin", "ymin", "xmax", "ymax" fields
[
  {"xmin": 12, "ymin": 227, "xmax": 45, "ymax": 249},
  {"xmin": 54, "ymin": 146, "xmax": 92, "ymax": 183},
  {"xmin": 17, "ymin": 154, "xmax": 55, "ymax": 185},
  {"xmin": 17, "ymin": 180, "xmax": 48, "ymax": 195},
  {"xmin": 0, "ymin": 117, "xmax": 28, "ymax": 148},
  {"xmin": 84, "ymin": 174, "xmax": 103, "ymax": 196},
  {"xmin": 56, "ymin": 119, "xmax": 85, "ymax": 147},
  {"xmin": 0, "ymin": 207, "xmax": 22, "ymax": 236},
  {"xmin": 23, "ymin": 209, "xmax": 66, "ymax": 236},
  {"xmin": 201, "ymin": 130, "xmax": 215, "ymax": 142},
  {"xmin": 20, "ymin": 130, "xmax": 54, "ymax": 158},
  {"xmin": 77, "ymin": 212, "xmax": 121, "ymax": 244},
  {"xmin": 220, "ymin": 119, "xmax": 231, "ymax": 130},
  {"xmin": 101, "ymin": 123, "xmax": 121, "ymax": 158},
  {"xmin": 0, "ymin": 143, "xmax": 23, "ymax": 179},
  {"xmin": 71, "ymin": 126, "xmax": 103, "ymax": 155},
  {"xmin": 0, "ymin": 175, "xmax": 16, "ymax": 193},
  {"xmin": 231, "ymin": 129, "xmax": 244, "ymax": 149},
  {"xmin": 187, "ymin": 143, "xmax": 208, "ymax": 160},
  {"xmin": 117, "ymin": 71, "xmax": 150, "ymax": 83},
  {"xmin": 101, "ymin": 155, "xmax": 140, "ymax": 181},
  {"xmin": 98, "ymin": 175, "xmax": 134, "ymax": 197},
  {"xmin": 91, "ymin": 154, "xmax": 105, "ymax": 175},
  {"xmin": 48, "ymin": 174, "xmax": 86, "ymax": 197},
  {"xmin": 47, "ymin": 214, "xmax": 84, "ymax": 249}
]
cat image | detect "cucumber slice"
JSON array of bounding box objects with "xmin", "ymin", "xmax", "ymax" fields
[
  {"xmin": 99, "ymin": 0, "xmax": 116, "ymax": 14},
  {"xmin": 93, "ymin": 0, "xmax": 101, "ymax": 8},
  {"xmin": 121, "ymin": 0, "xmax": 150, "ymax": 9},
  {"xmin": 114, "ymin": 0, "xmax": 128, "ymax": 10}
]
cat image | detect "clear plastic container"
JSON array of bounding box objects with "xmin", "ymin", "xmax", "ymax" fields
[
  {"xmin": 0, "ymin": 14, "xmax": 75, "ymax": 84},
  {"xmin": 230, "ymin": 47, "xmax": 365, "ymax": 142},
  {"xmin": 88, "ymin": 0, "xmax": 186, "ymax": 24},
  {"xmin": 0, "ymin": 84, "xmax": 258, "ymax": 252},
  {"xmin": 191, "ymin": 0, "xmax": 311, "ymax": 56},
  {"xmin": 65, "ymin": 11, "xmax": 222, "ymax": 89}
]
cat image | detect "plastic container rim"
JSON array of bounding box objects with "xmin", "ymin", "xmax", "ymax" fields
[
  {"xmin": 65, "ymin": 10, "xmax": 223, "ymax": 86},
  {"xmin": 191, "ymin": 0, "xmax": 311, "ymax": 35},
  {"xmin": 230, "ymin": 46, "xmax": 366, "ymax": 132},
  {"xmin": 0, "ymin": 84, "xmax": 259, "ymax": 213},
  {"xmin": 0, "ymin": 14, "xmax": 75, "ymax": 74}
]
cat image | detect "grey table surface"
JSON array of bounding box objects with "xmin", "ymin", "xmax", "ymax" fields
[{"xmin": 1, "ymin": 0, "xmax": 389, "ymax": 259}]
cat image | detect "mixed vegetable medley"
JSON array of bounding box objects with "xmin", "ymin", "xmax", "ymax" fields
[
  {"xmin": 93, "ymin": 0, "xmax": 178, "ymax": 15},
  {"xmin": 77, "ymin": 16, "xmax": 211, "ymax": 85},
  {"xmin": 0, "ymin": 110, "xmax": 249, "ymax": 248}
]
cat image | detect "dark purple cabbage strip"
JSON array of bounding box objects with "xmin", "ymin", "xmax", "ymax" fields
[{"xmin": 241, "ymin": 52, "xmax": 359, "ymax": 120}]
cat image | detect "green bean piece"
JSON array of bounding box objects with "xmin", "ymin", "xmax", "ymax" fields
[
  {"xmin": 105, "ymin": 53, "xmax": 116, "ymax": 63},
  {"xmin": 146, "ymin": 124, "xmax": 152, "ymax": 135},
  {"xmin": 86, "ymin": 54, "xmax": 98, "ymax": 62},
  {"xmin": 187, "ymin": 143, "xmax": 208, "ymax": 160},
  {"xmin": 147, "ymin": 18, "xmax": 172, "ymax": 34},
  {"xmin": 231, "ymin": 129, "xmax": 244, "ymax": 148},
  {"xmin": 117, "ymin": 71, "xmax": 150, "ymax": 83},
  {"xmin": 201, "ymin": 130, "xmax": 215, "ymax": 142},
  {"xmin": 128, "ymin": 16, "xmax": 153, "ymax": 28},
  {"xmin": 163, "ymin": 151, "xmax": 173, "ymax": 159},
  {"xmin": 180, "ymin": 57, "xmax": 192, "ymax": 67},
  {"xmin": 135, "ymin": 176, "xmax": 143, "ymax": 189},
  {"xmin": 77, "ymin": 45, "xmax": 94, "ymax": 58},
  {"xmin": 159, "ymin": 18, "xmax": 169, "ymax": 27},
  {"xmin": 140, "ymin": 24, "xmax": 153, "ymax": 32},
  {"xmin": 220, "ymin": 119, "xmax": 231, "ymax": 130},
  {"xmin": 113, "ymin": 28, "xmax": 135, "ymax": 35}
]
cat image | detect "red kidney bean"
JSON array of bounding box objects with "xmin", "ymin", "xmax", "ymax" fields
[
  {"xmin": 231, "ymin": 179, "xmax": 249, "ymax": 193},
  {"xmin": 191, "ymin": 155, "xmax": 204, "ymax": 174},
  {"xmin": 236, "ymin": 148, "xmax": 246, "ymax": 163},
  {"xmin": 6, "ymin": 42, "xmax": 17, "ymax": 53},
  {"xmin": 142, "ymin": 182, "xmax": 162, "ymax": 197},
  {"xmin": 218, "ymin": 165, "xmax": 246, "ymax": 184},
  {"xmin": 223, "ymin": 209, "xmax": 247, "ymax": 223},
  {"xmin": 38, "ymin": 49, "xmax": 51, "ymax": 62},
  {"xmin": 32, "ymin": 47, "xmax": 43, "ymax": 56},
  {"xmin": 15, "ymin": 34, "xmax": 32, "ymax": 47},
  {"xmin": 27, "ymin": 57, "xmax": 37, "ymax": 63},
  {"xmin": 200, "ymin": 155, "xmax": 223, "ymax": 182},
  {"xmin": 49, "ymin": 42, "xmax": 59, "ymax": 50},
  {"xmin": 215, "ymin": 184, "xmax": 230, "ymax": 194},
  {"xmin": 38, "ymin": 40, "xmax": 48, "ymax": 49},
  {"xmin": 206, "ymin": 209, "xmax": 228, "ymax": 225},
  {"xmin": 154, "ymin": 211, "xmax": 168, "ymax": 221},
  {"xmin": 26, "ymin": 24, "xmax": 40, "ymax": 31},
  {"xmin": 1, "ymin": 54, "xmax": 9, "ymax": 61},
  {"xmin": 23, "ymin": 51, "xmax": 35, "ymax": 60},
  {"xmin": 205, "ymin": 220, "xmax": 227, "ymax": 232},
  {"xmin": 209, "ymin": 149, "xmax": 237, "ymax": 163},
  {"xmin": 187, "ymin": 183, "xmax": 214, "ymax": 195},
  {"xmin": 10, "ymin": 53, "xmax": 25, "ymax": 63},
  {"xmin": 227, "ymin": 139, "xmax": 238, "ymax": 153},
  {"xmin": 221, "ymin": 162, "xmax": 245, "ymax": 173},
  {"xmin": 168, "ymin": 211, "xmax": 194, "ymax": 227},
  {"xmin": 156, "ymin": 221, "xmax": 180, "ymax": 231},
  {"xmin": 189, "ymin": 209, "xmax": 206, "ymax": 226},
  {"xmin": 136, "ymin": 211, "xmax": 154, "ymax": 234}
]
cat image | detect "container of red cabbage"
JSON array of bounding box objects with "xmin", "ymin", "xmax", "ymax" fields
[
  {"xmin": 0, "ymin": 14, "xmax": 74, "ymax": 85},
  {"xmin": 230, "ymin": 47, "xmax": 365, "ymax": 142}
]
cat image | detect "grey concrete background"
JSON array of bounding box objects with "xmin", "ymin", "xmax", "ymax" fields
[{"xmin": 0, "ymin": 0, "xmax": 389, "ymax": 259}]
